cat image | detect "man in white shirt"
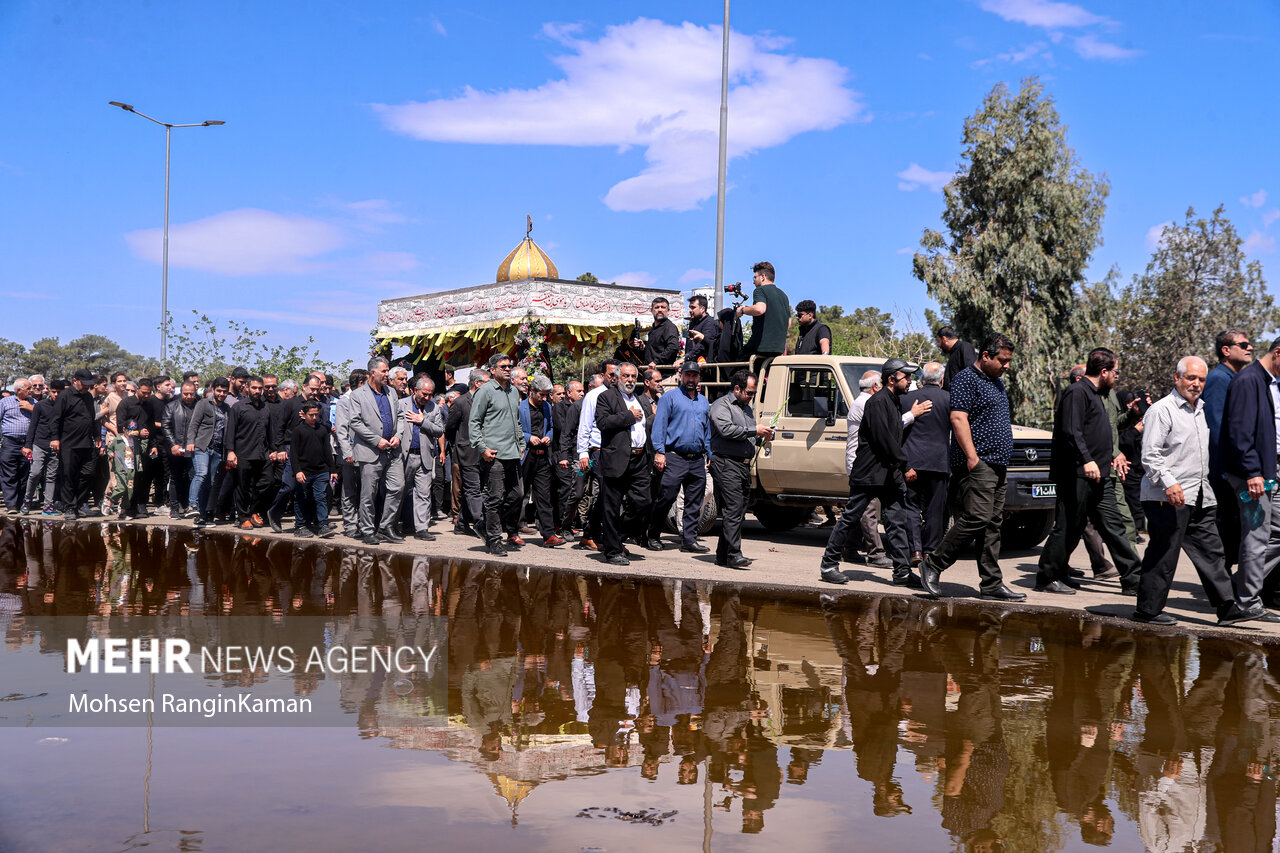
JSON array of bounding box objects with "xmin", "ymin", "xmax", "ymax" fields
[{"xmin": 594, "ymin": 362, "xmax": 651, "ymax": 565}]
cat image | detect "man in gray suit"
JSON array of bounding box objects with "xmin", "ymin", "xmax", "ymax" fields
[
  {"xmin": 334, "ymin": 369, "xmax": 367, "ymax": 537},
  {"xmin": 348, "ymin": 356, "xmax": 405, "ymax": 545},
  {"xmin": 399, "ymin": 373, "xmax": 445, "ymax": 541}
]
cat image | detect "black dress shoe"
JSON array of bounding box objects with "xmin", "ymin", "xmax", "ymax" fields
[
  {"xmin": 1119, "ymin": 586, "xmax": 1139, "ymax": 597},
  {"xmin": 414, "ymin": 530, "xmax": 437, "ymax": 541},
  {"xmin": 1093, "ymin": 567, "xmax": 1120, "ymax": 580},
  {"xmin": 819, "ymin": 566, "xmax": 849, "ymax": 585},
  {"xmin": 1069, "ymin": 568, "xmax": 1087, "ymax": 578},
  {"xmin": 867, "ymin": 555, "xmax": 893, "ymax": 569},
  {"xmin": 1245, "ymin": 606, "xmax": 1280, "ymax": 623},
  {"xmin": 893, "ymin": 570, "xmax": 923, "ymax": 589},
  {"xmin": 362, "ymin": 534, "xmax": 382, "ymax": 546},
  {"xmin": 1218, "ymin": 607, "xmax": 1258, "ymax": 627},
  {"xmin": 488, "ymin": 541, "xmax": 508, "ymax": 557},
  {"xmin": 1033, "ymin": 580, "xmax": 1077, "ymax": 595},
  {"xmin": 380, "ymin": 529, "xmax": 405, "ymax": 543},
  {"xmin": 454, "ymin": 523, "xmax": 474, "ymax": 537},
  {"xmin": 604, "ymin": 553, "xmax": 631, "ymax": 566},
  {"xmin": 680, "ymin": 543, "xmax": 711, "ymax": 553},
  {"xmin": 268, "ymin": 515, "xmax": 283, "ymax": 534},
  {"xmin": 1131, "ymin": 611, "xmax": 1177, "ymax": 626},
  {"xmin": 716, "ymin": 556, "xmax": 752, "ymax": 570},
  {"xmin": 644, "ymin": 538, "xmax": 665, "ymax": 552},
  {"xmin": 919, "ymin": 563, "xmax": 943, "ymax": 597},
  {"xmin": 980, "ymin": 585, "xmax": 1028, "ymax": 602}
]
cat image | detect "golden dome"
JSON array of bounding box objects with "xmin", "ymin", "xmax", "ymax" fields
[{"xmin": 496, "ymin": 216, "xmax": 558, "ymax": 282}]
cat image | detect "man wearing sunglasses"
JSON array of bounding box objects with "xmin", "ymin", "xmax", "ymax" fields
[{"xmin": 1204, "ymin": 328, "xmax": 1254, "ymax": 568}]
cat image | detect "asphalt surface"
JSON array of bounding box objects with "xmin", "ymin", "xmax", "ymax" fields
[{"xmin": 65, "ymin": 510, "xmax": 1280, "ymax": 645}]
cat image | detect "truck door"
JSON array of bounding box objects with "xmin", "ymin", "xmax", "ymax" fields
[{"xmin": 755, "ymin": 365, "xmax": 850, "ymax": 498}]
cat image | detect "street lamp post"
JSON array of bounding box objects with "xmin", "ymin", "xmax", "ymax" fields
[{"xmin": 108, "ymin": 102, "xmax": 225, "ymax": 365}]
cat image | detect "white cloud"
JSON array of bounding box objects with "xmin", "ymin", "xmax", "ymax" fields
[
  {"xmin": 1, "ymin": 290, "xmax": 56, "ymax": 300},
  {"xmin": 609, "ymin": 271, "xmax": 658, "ymax": 289},
  {"xmin": 1241, "ymin": 189, "xmax": 1269, "ymax": 208},
  {"xmin": 978, "ymin": 0, "xmax": 1105, "ymax": 28},
  {"xmin": 679, "ymin": 267, "xmax": 715, "ymax": 284},
  {"xmin": 896, "ymin": 163, "xmax": 952, "ymax": 193},
  {"xmin": 1263, "ymin": 210, "xmax": 1280, "ymax": 228},
  {"xmin": 345, "ymin": 198, "xmax": 408, "ymax": 225},
  {"xmin": 1244, "ymin": 230, "xmax": 1276, "ymax": 255},
  {"xmin": 972, "ymin": 40, "xmax": 1052, "ymax": 67},
  {"xmin": 1145, "ymin": 220, "xmax": 1173, "ymax": 250},
  {"xmin": 1072, "ymin": 34, "xmax": 1140, "ymax": 60},
  {"xmin": 428, "ymin": 14, "xmax": 446, "ymax": 36},
  {"xmin": 125, "ymin": 208, "xmax": 346, "ymax": 275},
  {"xmin": 373, "ymin": 18, "xmax": 862, "ymax": 212},
  {"xmin": 896, "ymin": 247, "xmax": 914, "ymax": 255}
]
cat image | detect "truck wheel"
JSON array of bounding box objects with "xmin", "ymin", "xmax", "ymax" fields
[
  {"xmin": 1001, "ymin": 510, "xmax": 1056, "ymax": 551},
  {"xmin": 668, "ymin": 482, "xmax": 719, "ymax": 535},
  {"xmin": 752, "ymin": 504, "xmax": 812, "ymax": 532}
]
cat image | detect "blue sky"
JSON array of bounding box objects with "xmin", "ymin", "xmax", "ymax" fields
[{"xmin": 2, "ymin": 0, "xmax": 1277, "ymax": 365}]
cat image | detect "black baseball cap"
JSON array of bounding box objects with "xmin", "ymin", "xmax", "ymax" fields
[{"xmin": 73, "ymin": 368, "xmax": 94, "ymax": 382}]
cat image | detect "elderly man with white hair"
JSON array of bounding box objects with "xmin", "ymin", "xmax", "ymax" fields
[
  {"xmin": 0, "ymin": 378, "xmax": 35, "ymax": 512},
  {"xmin": 399, "ymin": 373, "xmax": 445, "ymax": 540},
  {"xmin": 1131, "ymin": 355, "xmax": 1256, "ymax": 627}
]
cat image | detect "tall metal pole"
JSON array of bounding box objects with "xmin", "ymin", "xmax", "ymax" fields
[
  {"xmin": 713, "ymin": 0, "xmax": 730, "ymax": 299},
  {"xmin": 107, "ymin": 102, "xmax": 224, "ymax": 366},
  {"xmin": 162, "ymin": 125, "xmax": 172, "ymax": 365}
]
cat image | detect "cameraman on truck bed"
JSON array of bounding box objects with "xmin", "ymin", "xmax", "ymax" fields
[{"xmin": 738, "ymin": 261, "xmax": 791, "ymax": 360}]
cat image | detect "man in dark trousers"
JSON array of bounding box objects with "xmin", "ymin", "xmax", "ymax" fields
[
  {"xmin": 1035, "ymin": 348, "xmax": 1141, "ymax": 594},
  {"xmin": 900, "ymin": 361, "xmax": 950, "ymax": 564},
  {"xmin": 51, "ymin": 369, "xmax": 103, "ymax": 519},
  {"xmin": 920, "ymin": 336, "xmax": 1025, "ymax": 601},
  {"xmin": 684, "ymin": 294, "xmax": 719, "ymax": 364},
  {"xmin": 288, "ymin": 401, "xmax": 339, "ymax": 538},
  {"xmin": 936, "ymin": 326, "xmax": 978, "ymax": 392},
  {"xmin": 818, "ymin": 358, "xmax": 920, "ymax": 588},
  {"xmin": 551, "ymin": 379, "xmax": 583, "ymax": 537},
  {"xmin": 520, "ymin": 374, "xmax": 563, "ymax": 547},
  {"xmin": 595, "ymin": 362, "xmax": 652, "ymax": 565},
  {"xmin": 225, "ymin": 376, "xmax": 275, "ymax": 530},
  {"xmin": 445, "ymin": 368, "xmax": 488, "ymax": 536},
  {"xmin": 115, "ymin": 378, "xmax": 161, "ymax": 519},
  {"xmin": 1221, "ymin": 335, "xmax": 1280, "ymax": 616},
  {"xmin": 1130, "ymin": 356, "xmax": 1257, "ymax": 626},
  {"xmin": 649, "ymin": 361, "xmax": 711, "ymax": 553},
  {"xmin": 1203, "ymin": 328, "xmax": 1253, "ymax": 568}
]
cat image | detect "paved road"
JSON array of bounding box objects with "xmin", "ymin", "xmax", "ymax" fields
[{"xmin": 75, "ymin": 512, "xmax": 1280, "ymax": 645}]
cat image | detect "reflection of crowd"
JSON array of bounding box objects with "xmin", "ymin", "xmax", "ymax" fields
[{"xmin": 5, "ymin": 518, "xmax": 1280, "ymax": 845}]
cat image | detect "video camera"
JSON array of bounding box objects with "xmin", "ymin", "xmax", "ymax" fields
[{"xmin": 724, "ymin": 281, "xmax": 745, "ymax": 306}]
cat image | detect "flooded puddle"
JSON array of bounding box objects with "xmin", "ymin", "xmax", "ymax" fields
[{"xmin": 2, "ymin": 518, "xmax": 1280, "ymax": 852}]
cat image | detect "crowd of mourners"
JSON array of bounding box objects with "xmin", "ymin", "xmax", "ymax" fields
[{"xmin": 0, "ymin": 259, "xmax": 1276, "ymax": 630}]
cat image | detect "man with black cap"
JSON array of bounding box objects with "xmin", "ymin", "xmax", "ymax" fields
[
  {"xmin": 648, "ymin": 361, "xmax": 711, "ymax": 552},
  {"xmin": 818, "ymin": 357, "xmax": 920, "ymax": 588},
  {"xmin": 51, "ymin": 368, "xmax": 103, "ymax": 519}
]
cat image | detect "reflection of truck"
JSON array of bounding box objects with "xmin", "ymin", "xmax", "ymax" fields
[{"xmin": 674, "ymin": 355, "xmax": 1057, "ymax": 550}]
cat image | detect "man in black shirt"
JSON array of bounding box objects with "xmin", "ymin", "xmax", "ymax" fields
[
  {"xmin": 51, "ymin": 368, "xmax": 102, "ymax": 519},
  {"xmin": 684, "ymin": 294, "xmax": 719, "ymax": 364},
  {"xmin": 936, "ymin": 326, "xmax": 978, "ymax": 392},
  {"xmin": 288, "ymin": 401, "xmax": 338, "ymax": 538},
  {"xmin": 794, "ymin": 300, "xmax": 832, "ymax": 355},
  {"xmin": 551, "ymin": 379, "xmax": 582, "ymax": 536},
  {"xmin": 22, "ymin": 378, "xmax": 63, "ymax": 513},
  {"xmin": 1035, "ymin": 347, "xmax": 1141, "ymax": 594},
  {"xmin": 619, "ymin": 297, "xmax": 680, "ymax": 368},
  {"xmin": 225, "ymin": 376, "xmax": 274, "ymax": 530},
  {"xmin": 819, "ymin": 358, "xmax": 920, "ymax": 588}
]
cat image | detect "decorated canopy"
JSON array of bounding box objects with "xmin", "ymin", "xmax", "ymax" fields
[{"xmin": 375, "ymin": 219, "xmax": 683, "ymax": 368}]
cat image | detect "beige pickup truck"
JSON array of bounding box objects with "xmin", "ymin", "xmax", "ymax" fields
[{"xmin": 672, "ymin": 354, "xmax": 1057, "ymax": 550}]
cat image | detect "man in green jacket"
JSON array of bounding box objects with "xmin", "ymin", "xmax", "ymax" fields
[{"xmin": 469, "ymin": 352, "xmax": 526, "ymax": 556}]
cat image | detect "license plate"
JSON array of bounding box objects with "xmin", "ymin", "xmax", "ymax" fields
[{"xmin": 1032, "ymin": 484, "xmax": 1056, "ymax": 499}]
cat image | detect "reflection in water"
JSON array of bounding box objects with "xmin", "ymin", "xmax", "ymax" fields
[{"xmin": 5, "ymin": 518, "xmax": 1280, "ymax": 850}]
